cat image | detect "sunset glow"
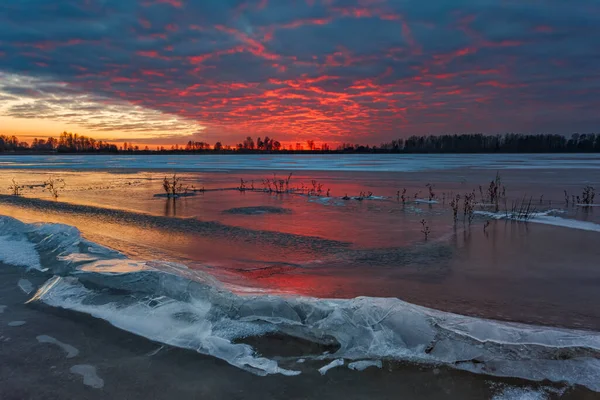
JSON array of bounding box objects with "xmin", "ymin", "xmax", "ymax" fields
[{"xmin": 1, "ymin": 0, "xmax": 600, "ymax": 147}]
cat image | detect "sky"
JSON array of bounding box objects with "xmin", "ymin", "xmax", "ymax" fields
[{"xmin": 1, "ymin": 0, "xmax": 600, "ymax": 147}]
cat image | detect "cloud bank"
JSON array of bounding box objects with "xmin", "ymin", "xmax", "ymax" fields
[{"xmin": 1, "ymin": 0, "xmax": 599, "ymax": 144}]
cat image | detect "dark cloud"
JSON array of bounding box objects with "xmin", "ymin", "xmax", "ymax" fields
[{"xmin": 1, "ymin": 0, "xmax": 600, "ymax": 145}]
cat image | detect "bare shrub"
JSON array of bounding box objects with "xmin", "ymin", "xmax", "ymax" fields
[
  {"xmin": 487, "ymin": 172, "xmax": 504, "ymax": 212},
  {"xmin": 44, "ymin": 177, "xmax": 65, "ymax": 199},
  {"xmin": 463, "ymin": 193, "xmax": 475, "ymax": 224},
  {"xmin": 582, "ymin": 186, "xmax": 596, "ymax": 205},
  {"xmin": 163, "ymin": 174, "xmax": 188, "ymax": 198},
  {"xmin": 426, "ymin": 183, "xmax": 435, "ymax": 201},
  {"xmin": 9, "ymin": 179, "xmax": 24, "ymax": 196}
]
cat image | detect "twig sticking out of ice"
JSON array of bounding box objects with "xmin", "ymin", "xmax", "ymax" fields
[
  {"xmin": 18, "ymin": 279, "xmax": 34, "ymax": 294},
  {"xmin": 318, "ymin": 359, "xmax": 344, "ymax": 375},
  {"xmin": 70, "ymin": 365, "xmax": 104, "ymax": 389},
  {"xmin": 347, "ymin": 360, "xmax": 382, "ymax": 371},
  {"xmin": 36, "ymin": 335, "xmax": 79, "ymax": 358}
]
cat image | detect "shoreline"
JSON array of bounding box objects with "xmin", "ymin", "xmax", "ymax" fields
[{"xmin": 0, "ymin": 263, "xmax": 597, "ymax": 399}]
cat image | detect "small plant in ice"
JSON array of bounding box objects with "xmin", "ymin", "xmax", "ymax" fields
[
  {"xmin": 450, "ymin": 194, "xmax": 460, "ymax": 223},
  {"xmin": 400, "ymin": 188, "xmax": 407, "ymax": 204},
  {"xmin": 539, "ymin": 195, "xmax": 544, "ymax": 205},
  {"xmin": 507, "ymin": 197, "xmax": 536, "ymax": 221},
  {"xmin": 463, "ymin": 192, "xmax": 475, "ymax": 224},
  {"xmin": 238, "ymin": 178, "xmax": 247, "ymax": 192},
  {"xmin": 479, "ymin": 185, "xmax": 485, "ymax": 203},
  {"xmin": 426, "ymin": 183, "xmax": 435, "ymax": 201},
  {"xmin": 356, "ymin": 191, "xmax": 373, "ymax": 201},
  {"xmin": 326, "ymin": 188, "xmax": 330, "ymax": 197},
  {"xmin": 564, "ymin": 190, "xmax": 569, "ymax": 206},
  {"xmin": 487, "ymin": 172, "xmax": 504, "ymax": 212},
  {"xmin": 308, "ymin": 180, "xmax": 324, "ymax": 196},
  {"xmin": 44, "ymin": 177, "xmax": 65, "ymax": 199},
  {"xmin": 342, "ymin": 194, "xmax": 350, "ymax": 200},
  {"xmin": 262, "ymin": 178, "xmax": 272, "ymax": 193},
  {"xmin": 581, "ymin": 186, "xmax": 596, "ymax": 205},
  {"xmin": 483, "ymin": 220, "xmax": 490, "ymax": 232},
  {"xmin": 420, "ymin": 219, "xmax": 431, "ymax": 240},
  {"xmin": 162, "ymin": 174, "xmax": 188, "ymax": 198},
  {"xmin": 9, "ymin": 178, "xmax": 24, "ymax": 196}
]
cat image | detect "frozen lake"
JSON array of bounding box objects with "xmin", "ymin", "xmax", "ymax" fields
[
  {"xmin": 1, "ymin": 153, "xmax": 600, "ymax": 172},
  {"xmin": 0, "ymin": 157, "xmax": 599, "ymax": 397}
]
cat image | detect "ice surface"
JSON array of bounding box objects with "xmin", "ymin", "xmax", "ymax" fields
[
  {"xmin": 318, "ymin": 359, "xmax": 344, "ymax": 375},
  {"xmin": 0, "ymin": 305, "xmax": 6, "ymax": 314},
  {"xmin": 0, "ymin": 154, "xmax": 599, "ymax": 172},
  {"xmin": 3, "ymin": 215, "xmax": 600, "ymax": 391},
  {"xmin": 36, "ymin": 335, "xmax": 80, "ymax": 358},
  {"xmin": 347, "ymin": 360, "xmax": 382, "ymax": 371},
  {"xmin": 70, "ymin": 365, "xmax": 104, "ymax": 389}
]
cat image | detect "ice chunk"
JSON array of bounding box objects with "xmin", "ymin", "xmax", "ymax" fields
[
  {"xmin": 0, "ymin": 237, "xmax": 42, "ymax": 270},
  {"xmin": 319, "ymin": 359, "xmax": 344, "ymax": 375},
  {"xmin": 8, "ymin": 321, "xmax": 26, "ymax": 327},
  {"xmin": 18, "ymin": 279, "xmax": 34, "ymax": 294},
  {"xmin": 347, "ymin": 360, "xmax": 382, "ymax": 371}
]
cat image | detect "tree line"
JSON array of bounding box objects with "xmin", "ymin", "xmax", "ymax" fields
[
  {"xmin": 374, "ymin": 133, "xmax": 600, "ymax": 153},
  {"xmin": 0, "ymin": 132, "xmax": 118, "ymax": 153},
  {"xmin": 1, "ymin": 132, "xmax": 599, "ymax": 154}
]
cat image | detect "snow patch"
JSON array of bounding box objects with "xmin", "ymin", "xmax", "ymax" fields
[
  {"xmin": 36, "ymin": 335, "xmax": 80, "ymax": 358},
  {"xmin": 8, "ymin": 321, "xmax": 26, "ymax": 327},
  {"xmin": 70, "ymin": 365, "xmax": 104, "ymax": 389},
  {"xmin": 415, "ymin": 199, "xmax": 439, "ymax": 204},
  {"xmin": 475, "ymin": 210, "xmax": 600, "ymax": 232}
]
